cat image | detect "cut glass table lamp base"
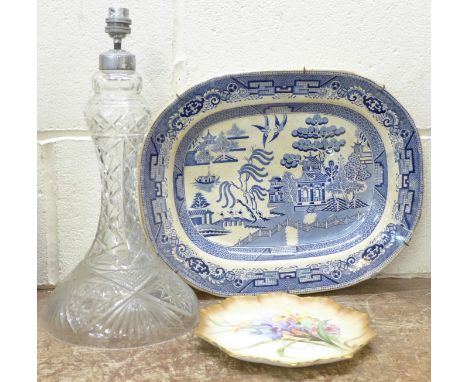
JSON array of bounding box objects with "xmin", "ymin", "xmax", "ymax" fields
[{"xmin": 42, "ymin": 7, "xmax": 199, "ymax": 347}]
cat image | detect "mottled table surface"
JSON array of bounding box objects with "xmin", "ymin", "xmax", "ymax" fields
[{"xmin": 38, "ymin": 278, "xmax": 430, "ymax": 381}]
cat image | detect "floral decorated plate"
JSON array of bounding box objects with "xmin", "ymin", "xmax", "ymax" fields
[
  {"xmin": 140, "ymin": 71, "xmax": 423, "ymax": 296},
  {"xmin": 195, "ymin": 292, "xmax": 376, "ymax": 367}
]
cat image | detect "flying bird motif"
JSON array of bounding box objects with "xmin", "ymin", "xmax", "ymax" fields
[
  {"xmin": 252, "ymin": 114, "xmax": 288, "ymax": 147},
  {"xmin": 270, "ymin": 114, "xmax": 288, "ymax": 143},
  {"xmin": 252, "ymin": 114, "xmax": 271, "ymax": 147}
]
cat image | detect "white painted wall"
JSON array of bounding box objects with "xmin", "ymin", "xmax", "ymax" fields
[{"xmin": 37, "ymin": 0, "xmax": 431, "ymax": 286}]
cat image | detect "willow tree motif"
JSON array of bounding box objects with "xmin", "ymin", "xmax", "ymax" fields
[{"xmin": 217, "ymin": 148, "xmax": 274, "ymax": 222}]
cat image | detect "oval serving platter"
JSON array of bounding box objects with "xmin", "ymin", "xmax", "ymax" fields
[{"xmin": 140, "ymin": 71, "xmax": 423, "ymax": 296}]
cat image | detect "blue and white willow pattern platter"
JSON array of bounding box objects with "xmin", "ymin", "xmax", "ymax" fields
[{"xmin": 140, "ymin": 71, "xmax": 423, "ymax": 296}]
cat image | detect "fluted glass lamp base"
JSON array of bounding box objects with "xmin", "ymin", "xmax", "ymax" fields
[{"xmin": 43, "ymin": 260, "xmax": 199, "ymax": 349}]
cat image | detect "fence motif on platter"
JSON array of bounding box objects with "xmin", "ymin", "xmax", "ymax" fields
[{"xmin": 236, "ymin": 213, "xmax": 365, "ymax": 247}]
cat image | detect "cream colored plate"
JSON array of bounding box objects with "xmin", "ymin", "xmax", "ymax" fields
[{"xmin": 195, "ymin": 292, "xmax": 375, "ymax": 367}]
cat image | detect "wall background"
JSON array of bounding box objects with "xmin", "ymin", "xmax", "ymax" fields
[{"xmin": 37, "ymin": 0, "xmax": 430, "ymax": 286}]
